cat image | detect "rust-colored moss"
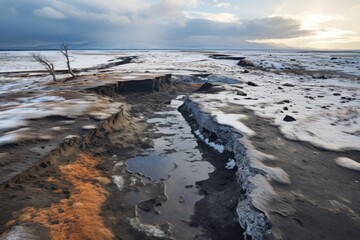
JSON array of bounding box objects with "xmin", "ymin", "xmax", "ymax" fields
[{"xmin": 15, "ymin": 153, "xmax": 114, "ymax": 240}]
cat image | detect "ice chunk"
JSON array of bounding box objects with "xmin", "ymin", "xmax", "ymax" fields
[{"xmin": 225, "ymin": 159, "xmax": 236, "ymax": 169}]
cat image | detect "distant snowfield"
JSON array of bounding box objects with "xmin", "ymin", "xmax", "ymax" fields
[
  {"xmin": 0, "ymin": 50, "xmax": 122, "ymax": 72},
  {"xmin": 0, "ymin": 50, "xmax": 359, "ymax": 151}
]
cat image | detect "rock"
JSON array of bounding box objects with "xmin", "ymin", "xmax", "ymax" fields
[
  {"xmin": 283, "ymin": 83, "xmax": 295, "ymax": 87},
  {"xmin": 196, "ymin": 82, "xmax": 213, "ymax": 92},
  {"xmin": 331, "ymin": 57, "xmax": 338, "ymax": 60},
  {"xmin": 243, "ymin": 70, "xmax": 250, "ymax": 73},
  {"xmin": 283, "ymin": 115, "xmax": 296, "ymax": 122},
  {"xmin": 283, "ymin": 107, "xmax": 288, "ymax": 111},
  {"xmin": 277, "ymin": 100, "xmax": 290, "ymax": 104},
  {"xmin": 318, "ymin": 75, "xmax": 327, "ymax": 79},
  {"xmin": 278, "ymin": 87, "xmax": 283, "ymax": 90},
  {"xmin": 247, "ymin": 81, "xmax": 258, "ymax": 87},
  {"xmin": 39, "ymin": 162, "xmax": 48, "ymax": 168},
  {"xmin": 141, "ymin": 138, "xmax": 154, "ymax": 148},
  {"xmin": 236, "ymin": 90, "xmax": 247, "ymax": 96},
  {"xmin": 238, "ymin": 59, "xmax": 255, "ymax": 67}
]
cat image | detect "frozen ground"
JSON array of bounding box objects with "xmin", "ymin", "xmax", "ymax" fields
[
  {"xmin": 0, "ymin": 49, "xmax": 359, "ymax": 239},
  {"xmin": 2, "ymin": 49, "xmax": 358, "ymax": 151}
]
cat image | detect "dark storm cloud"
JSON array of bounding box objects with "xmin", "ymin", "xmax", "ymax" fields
[{"xmin": 0, "ymin": 0, "xmax": 313, "ymax": 49}]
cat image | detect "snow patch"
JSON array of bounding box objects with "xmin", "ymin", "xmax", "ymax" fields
[
  {"xmin": 335, "ymin": 157, "xmax": 360, "ymax": 171},
  {"xmin": 113, "ymin": 175, "xmax": 125, "ymax": 191},
  {"xmin": 29, "ymin": 96, "xmax": 65, "ymax": 103},
  {"xmin": 225, "ymin": 159, "xmax": 236, "ymax": 169},
  {"xmin": 214, "ymin": 112, "xmax": 255, "ymax": 136},
  {"xmin": 0, "ymin": 128, "xmax": 52, "ymax": 146},
  {"xmin": 89, "ymin": 112, "xmax": 112, "ymax": 120},
  {"xmin": 194, "ymin": 130, "xmax": 224, "ymax": 153},
  {"xmin": 114, "ymin": 162, "xmax": 124, "ymax": 168},
  {"xmin": 50, "ymin": 126, "xmax": 63, "ymax": 131},
  {"xmin": 128, "ymin": 218, "xmax": 167, "ymax": 238},
  {"xmin": 249, "ymin": 175, "xmax": 277, "ymax": 215},
  {"xmin": 0, "ymin": 117, "xmax": 28, "ymax": 131},
  {"xmin": 82, "ymin": 124, "xmax": 97, "ymax": 130},
  {"xmin": 64, "ymin": 135, "xmax": 80, "ymax": 140}
]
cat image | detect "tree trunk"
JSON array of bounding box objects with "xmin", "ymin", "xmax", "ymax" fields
[
  {"xmin": 60, "ymin": 43, "xmax": 76, "ymax": 78},
  {"xmin": 30, "ymin": 52, "xmax": 57, "ymax": 82}
]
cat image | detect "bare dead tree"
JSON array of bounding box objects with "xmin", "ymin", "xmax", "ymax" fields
[
  {"xmin": 60, "ymin": 42, "xmax": 75, "ymax": 78},
  {"xmin": 30, "ymin": 52, "xmax": 57, "ymax": 82}
]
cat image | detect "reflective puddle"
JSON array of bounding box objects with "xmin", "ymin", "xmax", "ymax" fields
[{"xmin": 126, "ymin": 97, "xmax": 215, "ymax": 239}]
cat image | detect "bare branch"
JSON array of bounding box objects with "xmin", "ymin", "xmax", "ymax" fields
[
  {"xmin": 30, "ymin": 52, "xmax": 57, "ymax": 82},
  {"xmin": 60, "ymin": 42, "xmax": 75, "ymax": 78}
]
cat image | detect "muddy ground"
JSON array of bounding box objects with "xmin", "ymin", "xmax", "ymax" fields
[
  {"xmin": 0, "ymin": 72, "xmax": 243, "ymax": 239},
  {"xmin": 1, "ymin": 51, "xmax": 359, "ymax": 240},
  {"xmin": 220, "ymin": 103, "xmax": 360, "ymax": 240}
]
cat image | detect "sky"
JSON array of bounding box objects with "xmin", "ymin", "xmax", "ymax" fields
[{"xmin": 0, "ymin": 0, "xmax": 359, "ymax": 50}]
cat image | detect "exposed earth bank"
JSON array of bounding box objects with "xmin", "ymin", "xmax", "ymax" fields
[
  {"xmin": 0, "ymin": 75, "xmax": 243, "ymax": 240},
  {"xmin": 0, "ymin": 50, "xmax": 359, "ymax": 240}
]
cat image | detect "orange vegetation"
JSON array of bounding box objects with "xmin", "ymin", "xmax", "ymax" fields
[{"xmin": 16, "ymin": 153, "xmax": 114, "ymax": 240}]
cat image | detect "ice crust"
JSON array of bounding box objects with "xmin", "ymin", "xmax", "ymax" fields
[{"xmin": 181, "ymin": 98, "xmax": 274, "ymax": 239}]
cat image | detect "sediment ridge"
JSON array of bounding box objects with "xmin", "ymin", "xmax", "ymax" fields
[{"xmin": 180, "ymin": 97, "xmax": 272, "ymax": 240}]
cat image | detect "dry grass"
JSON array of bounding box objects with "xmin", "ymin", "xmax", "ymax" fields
[{"xmin": 14, "ymin": 153, "xmax": 114, "ymax": 240}]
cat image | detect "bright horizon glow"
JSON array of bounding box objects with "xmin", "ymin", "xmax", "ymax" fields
[{"xmin": 0, "ymin": 0, "xmax": 359, "ymax": 50}]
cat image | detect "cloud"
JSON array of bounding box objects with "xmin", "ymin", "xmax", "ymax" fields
[
  {"xmin": 0, "ymin": 0, "xmax": 314, "ymax": 49},
  {"xmin": 215, "ymin": 2, "xmax": 231, "ymax": 8},
  {"xmin": 186, "ymin": 11, "xmax": 239, "ymax": 23},
  {"xmin": 239, "ymin": 17, "xmax": 313, "ymax": 39},
  {"xmin": 184, "ymin": 0, "xmax": 201, "ymax": 7},
  {"xmin": 8, "ymin": 7, "xmax": 17, "ymax": 15},
  {"xmin": 33, "ymin": 6, "xmax": 66, "ymax": 19},
  {"xmin": 136, "ymin": 0, "xmax": 187, "ymax": 25},
  {"xmin": 301, "ymin": 13, "xmax": 344, "ymax": 29}
]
